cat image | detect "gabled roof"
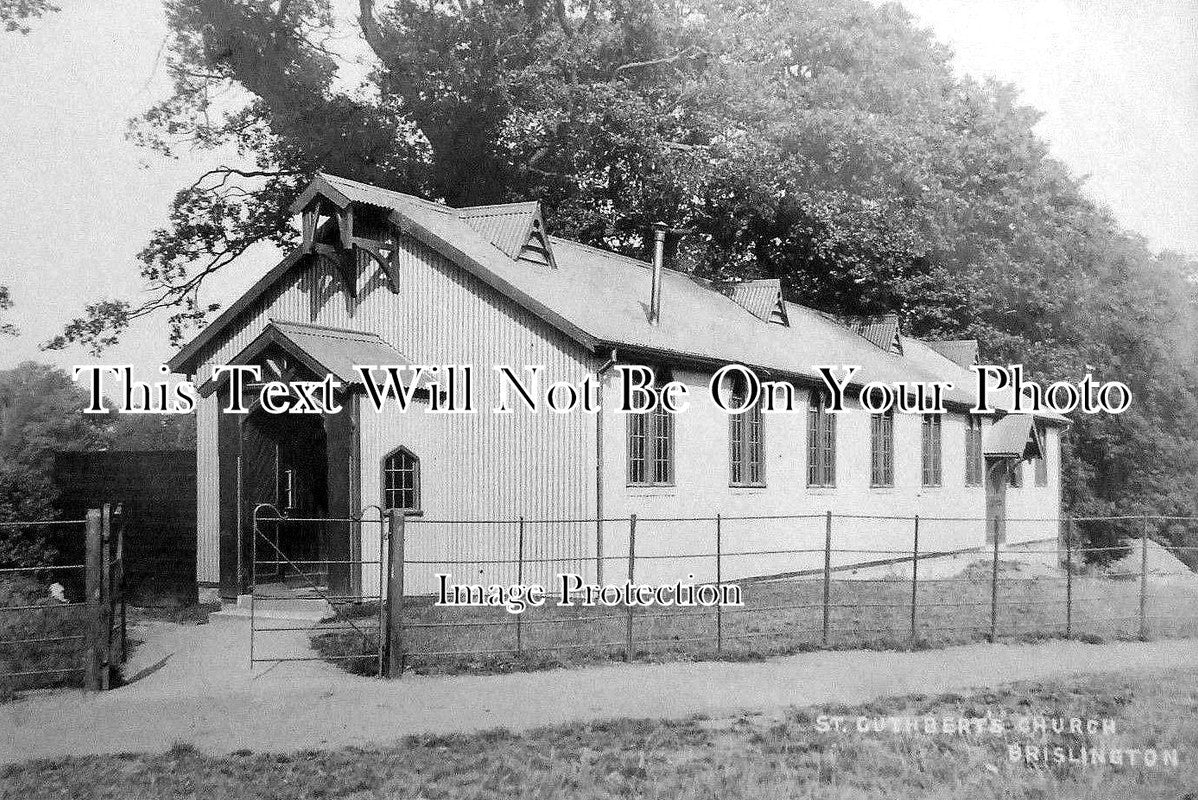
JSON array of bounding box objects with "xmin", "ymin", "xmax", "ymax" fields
[
  {"xmin": 458, "ymin": 202, "xmax": 557, "ymax": 268},
  {"xmin": 843, "ymin": 313, "xmax": 902, "ymax": 354},
  {"xmin": 195, "ymin": 319, "xmax": 417, "ymax": 396},
  {"xmin": 717, "ymin": 279, "xmax": 789, "ymax": 325},
  {"xmin": 984, "ymin": 413, "xmax": 1042, "ymax": 459},
  {"xmin": 925, "ymin": 339, "xmax": 979, "ymax": 368},
  {"xmin": 172, "ymin": 173, "xmax": 1066, "ymax": 423}
]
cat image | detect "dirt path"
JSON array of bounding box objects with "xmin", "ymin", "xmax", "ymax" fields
[{"xmin": 2, "ymin": 617, "xmax": 1195, "ymax": 764}]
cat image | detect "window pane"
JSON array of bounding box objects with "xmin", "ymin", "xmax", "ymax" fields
[
  {"xmin": 922, "ymin": 415, "xmax": 941, "ymax": 487},
  {"xmin": 628, "ymin": 413, "xmax": 647, "ymax": 483},
  {"xmin": 384, "ymin": 449, "xmax": 419, "ymax": 510}
]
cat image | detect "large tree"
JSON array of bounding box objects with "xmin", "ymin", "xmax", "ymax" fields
[
  {"xmin": 0, "ymin": 0, "xmax": 58, "ymax": 34},
  {"xmin": 48, "ymin": 0, "xmax": 1198, "ymax": 524},
  {"xmin": 0, "ymin": 362, "xmax": 111, "ymax": 474}
]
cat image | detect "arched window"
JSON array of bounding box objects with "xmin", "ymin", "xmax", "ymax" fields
[{"xmin": 382, "ymin": 447, "xmax": 420, "ymax": 512}]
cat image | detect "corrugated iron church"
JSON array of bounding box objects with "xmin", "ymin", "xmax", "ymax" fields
[{"xmin": 170, "ymin": 173, "xmax": 1064, "ymax": 600}]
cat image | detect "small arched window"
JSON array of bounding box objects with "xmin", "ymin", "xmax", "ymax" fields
[{"xmin": 382, "ymin": 447, "xmax": 420, "ymax": 512}]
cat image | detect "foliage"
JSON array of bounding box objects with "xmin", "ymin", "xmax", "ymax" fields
[
  {"xmin": 0, "ymin": 286, "xmax": 16, "ymax": 337},
  {"xmin": 0, "ymin": 362, "xmax": 111, "ymax": 474},
  {"xmin": 44, "ymin": 0, "xmax": 1198, "ymax": 536},
  {"xmin": 0, "ymin": 0, "xmax": 58, "ymax": 35},
  {"xmin": 0, "ymin": 574, "xmax": 87, "ymax": 697},
  {"xmin": 107, "ymin": 413, "xmax": 197, "ymax": 451},
  {"xmin": 0, "ymin": 465, "xmax": 59, "ymax": 568}
]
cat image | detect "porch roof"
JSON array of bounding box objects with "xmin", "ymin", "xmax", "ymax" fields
[
  {"xmin": 984, "ymin": 413, "xmax": 1041, "ymax": 459},
  {"xmin": 196, "ymin": 319, "xmax": 417, "ymax": 396}
]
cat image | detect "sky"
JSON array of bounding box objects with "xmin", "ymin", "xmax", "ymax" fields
[{"xmin": 0, "ymin": 0, "xmax": 1195, "ymax": 380}]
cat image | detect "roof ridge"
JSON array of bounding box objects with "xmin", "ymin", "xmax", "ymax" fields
[
  {"xmin": 317, "ymin": 173, "xmax": 457, "ymax": 215},
  {"xmin": 458, "ymin": 201, "xmax": 540, "ymax": 215},
  {"xmin": 269, "ymin": 318, "xmax": 383, "ymax": 339},
  {"xmin": 549, "ymin": 236, "xmax": 699, "ymax": 277}
]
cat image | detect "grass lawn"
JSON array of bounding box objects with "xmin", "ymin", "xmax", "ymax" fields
[
  {"xmin": 5, "ymin": 667, "xmax": 1196, "ymax": 799},
  {"xmin": 309, "ymin": 566, "xmax": 1198, "ymax": 676}
]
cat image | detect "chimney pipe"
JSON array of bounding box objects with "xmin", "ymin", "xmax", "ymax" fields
[{"xmin": 649, "ymin": 222, "xmax": 667, "ymax": 325}]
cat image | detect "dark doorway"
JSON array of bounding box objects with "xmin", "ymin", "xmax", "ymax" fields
[
  {"xmin": 215, "ymin": 349, "xmax": 361, "ymax": 599},
  {"xmin": 241, "ymin": 410, "xmax": 329, "ymax": 588}
]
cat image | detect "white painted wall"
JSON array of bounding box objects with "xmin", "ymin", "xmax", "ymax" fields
[
  {"xmin": 191, "ymin": 235, "xmax": 599, "ymax": 595},
  {"xmin": 190, "ymin": 235, "xmax": 1064, "ymax": 596},
  {"xmin": 598, "ymin": 368, "xmax": 1063, "ymax": 586}
]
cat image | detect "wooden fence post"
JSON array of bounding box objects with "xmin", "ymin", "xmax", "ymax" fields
[
  {"xmin": 1140, "ymin": 514, "xmax": 1150, "ymax": 640},
  {"xmin": 114, "ymin": 505, "xmax": 126, "ymax": 665},
  {"xmin": 1065, "ymin": 515, "xmax": 1074, "ymax": 639},
  {"xmin": 715, "ymin": 514, "xmax": 723, "ymax": 654},
  {"xmin": 83, "ymin": 509, "xmax": 103, "ymax": 691},
  {"xmin": 99, "ymin": 504, "xmax": 113, "ymax": 691},
  {"xmin": 822, "ymin": 511, "xmax": 832, "ymax": 645},
  {"xmin": 910, "ymin": 515, "xmax": 919, "ymax": 642},
  {"xmin": 516, "ymin": 516, "xmax": 525, "ymax": 654},
  {"xmin": 989, "ymin": 518, "xmax": 1000, "ymax": 642},
  {"xmin": 625, "ymin": 514, "xmax": 637, "ymax": 662},
  {"xmin": 383, "ymin": 509, "xmax": 406, "ymax": 678}
]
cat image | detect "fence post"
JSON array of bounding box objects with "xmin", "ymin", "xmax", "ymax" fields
[
  {"xmin": 83, "ymin": 508, "xmax": 103, "ymax": 691},
  {"xmin": 822, "ymin": 511, "xmax": 832, "ymax": 645},
  {"xmin": 115, "ymin": 505, "xmax": 126, "ymax": 666},
  {"xmin": 1065, "ymin": 515, "xmax": 1074, "ymax": 639},
  {"xmin": 1140, "ymin": 514, "xmax": 1149, "ymax": 640},
  {"xmin": 910, "ymin": 515, "xmax": 919, "ymax": 642},
  {"xmin": 516, "ymin": 516, "xmax": 525, "ymax": 654},
  {"xmin": 625, "ymin": 514, "xmax": 637, "ymax": 662},
  {"xmin": 383, "ymin": 509, "xmax": 406, "ymax": 678},
  {"xmin": 715, "ymin": 514, "xmax": 723, "ymax": 654},
  {"xmin": 99, "ymin": 504, "xmax": 112, "ymax": 691},
  {"xmin": 989, "ymin": 517, "xmax": 1000, "ymax": 642}
]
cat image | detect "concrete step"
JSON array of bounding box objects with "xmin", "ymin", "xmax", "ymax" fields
[{"xmin": 209, "ymin": 595, "xmax": 334, "ymax": 624}]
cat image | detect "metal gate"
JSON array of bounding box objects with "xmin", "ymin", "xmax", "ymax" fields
[{"xmin": 249, "ymin": 504, "xmax": 386, "ymax": 671}]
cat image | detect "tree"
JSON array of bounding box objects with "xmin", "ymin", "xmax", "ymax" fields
[
  {"xmin": 0, "ymin": 0, "xmax": 58, "ymax": 34},
  {"xmin": 107, "ymin": 413, "xmax": 196, "ymax": 450},
  {"xmin": 46, "ymin": 0, "xmax": 1198, "ymax": 527},
  {"xmin": 0, "ymin": 465, "xmax": 59, "ymax": 568},
  {"xmin": 0, "ymin": 362, "xmax": 111, "ymax": 474},
  {"xmin": 0, "ymin": 286, "xmax": 16, "ymax": 337}
]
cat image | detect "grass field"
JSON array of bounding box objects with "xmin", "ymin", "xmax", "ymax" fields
[
  {"xmin": 5, "ymin": 666, "xmax": 1195, "ymax": 798},
  {"xmin": 310, "ymin": 565, "xmax": 1198, "ymax": 676}
]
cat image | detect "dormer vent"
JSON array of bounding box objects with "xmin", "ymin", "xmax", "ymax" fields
[
  {"xmin": 717, "ymin": 279, "xmax": 789, "ymax": 326},
  {"xmin": 459, "ymin": 201, "xmax": 557, "ymax": 269},
  {"xmin": 843, "ymin": 313, "xmax": 902, "ymax": 354}
]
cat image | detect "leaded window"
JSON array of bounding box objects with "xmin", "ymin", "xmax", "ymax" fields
[
  {"xmin": 383, "ymin": 447, "xmax": 420, "ymax": 511},
  {"xmin": 729, "ymin": 378, "xmax": 765, "ymax": 486},
  {"xmin": 870, "ymin": 411, "xmax": 894, "ymax": 487},
  {"xmin": 628, "ymin": 373, "xmax": 675, "ymax": 485},
  {"xmin": 921, "ymin": 414, "xmax": 942, "ymax": 487},
  {"xmin": 807, "ymin": 389, "xmax": 836, "ymax": 487},
  {"xmin": 965, "ymin": 416, "xmax": 984, "ymax": 487}
]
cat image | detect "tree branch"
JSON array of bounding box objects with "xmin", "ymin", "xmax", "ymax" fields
[
  {"xmin": 614, "ymin": 45, "xmax": 706, "ymax": 75},
  {"xmin": 358, "ymin": 0, "xmax": 389, "ymax": 64}
]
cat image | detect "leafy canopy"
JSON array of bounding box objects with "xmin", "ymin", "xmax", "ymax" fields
[{"xmin": 45, "ymin": 0, "xmax": 1198, "ymax": 524}]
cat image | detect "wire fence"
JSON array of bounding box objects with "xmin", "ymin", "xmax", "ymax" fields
[
  {"xmin": 0, "ymin": 506, "xmax": 127, "ymax": 694},
  {"xmin": 262, "ymin": 511, "xmax": 1198, "ymax": 677},
  {"xmin": 249, "ymin": 506, "xmax": 387, "ymax": 670}
]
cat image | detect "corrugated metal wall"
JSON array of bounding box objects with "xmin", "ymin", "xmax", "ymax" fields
[
  {"xmin": 196, "ymin": 391, "xmax": 220, "ymax": 584},
  {"xmin": 193, "ymin": 237, "xmax": 599, "ymax": 593}
]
